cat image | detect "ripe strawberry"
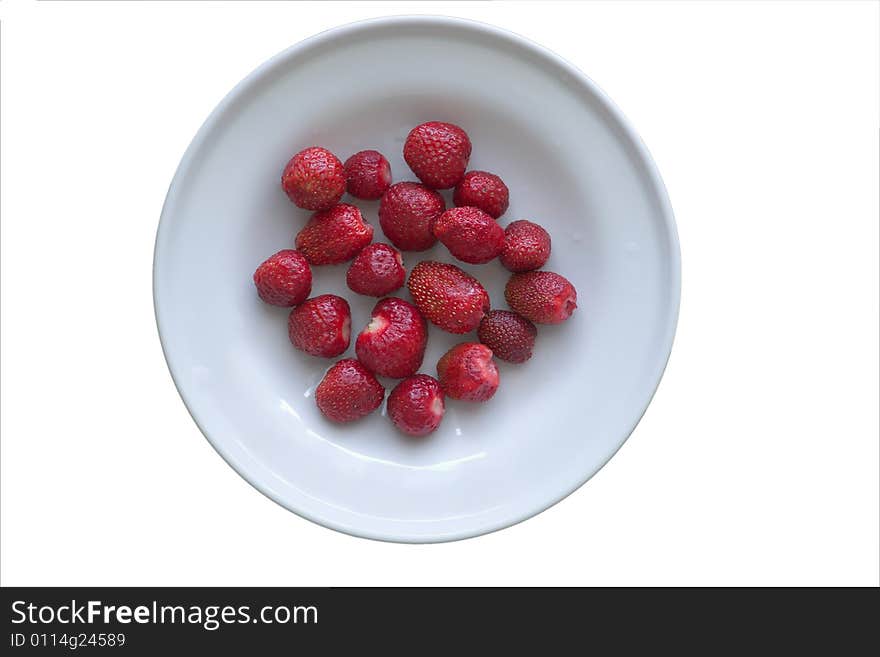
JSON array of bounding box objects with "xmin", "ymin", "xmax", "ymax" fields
[
  {"xmin": 288, "ymin": 294, "xmax": 351, "ymax": 357},
  {"xmin": 436, "ymin": 343, "xmax": 499, "ymax": 402},
  {"xmin": 344, "ymin": 150, "xmax": 392, "ymax": 200},
  {"xmin": 505, "ymin": 271, "xmax": 577, "ymax": 324},
  {"xmin": 253, "ymin": 249, "xmax": 312, "ymax": 307},
  {"xmin": 378, "ymin": 182, "xmax": 445, "ymax": 251},
  {"xmin": 453, "ymin": 170, "xmax": 509, "ymax": 219},
  {"xmin": 387, "ymin": 375, "xmax": 445, "ymax": 436},
  {"xmin": 477, "ymin": 310, "xmax": 537, "ymax": 363},
  {"xmin": 433, "ymin": 206, "xmax": 505, "ymax": 264},
  {"xmin": 281, "ymin": 146, "xmax": 345, "ymax": 211},
  {"xmin": 295, "ymin": 203, "xmax": 373, "ymax": 265},
  {"xmin": 355, "ymin": 298, "xmax": 427, "ymax": 378},
  {"xmin": 403, "ymin": 122, "xmax": 471, "ymax": 189},
  {"xmin": 346, "ymin": 243, "xmax": 406, "ymax": 297},
  {"xmin": 407, "ymin": 261, "xmax": 490, "ymax": 334},
  {"xmin": 315, "ymin": 359, "xmax": 384, "ymax": 423},
  {"xmin": 500, "ymin": 220, "xmax": 551, "ymax": 272}
]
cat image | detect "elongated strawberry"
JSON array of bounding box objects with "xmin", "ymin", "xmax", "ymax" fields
[
  {"xmin": 504, "ymin": 271, "xmax": 577, "ymax": 324},
  {"xmin": 407, "ymin": 261, "xmax": 490, "ymax": 334},
  {"xmin": 295, "ymin": 203, "xmax": 373, "ymax": 265},
  {"xmin": 355, "ymin": 297, "xmax": 427, "ymax": 378}
]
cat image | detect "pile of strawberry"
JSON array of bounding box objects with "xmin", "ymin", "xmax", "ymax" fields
[{"xmin": 253, "ymin": 122, "xmax": 577, "ymax": 436}]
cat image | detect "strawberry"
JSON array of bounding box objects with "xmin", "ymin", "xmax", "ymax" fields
[
  {"xmin": 355, "ymin": 297, "xmax": 427, "ymax": 378},
  {"xmin": 500, "ymin": 220, "xmax": 551, "ymax": 273},
  {"xmin": 453, "ymin": 170, "xmax": 509, "ymax": 219},
  {"xmin": 295, "ymin": 203, "xmax": 373, "ymax": 265},
  {"xmin": 403, "ymin": 122, "xmax": 471, "ymax": 189},
  {"xmin": 346, "ymin": 243, "xmax": 406, "ymax": 297},
  {"xmin": 315, "ymin": 359, "xmax": 384, "ymax": 423},
  {"xmin": 387, "ymin": 374, "xmax": 445, "ymax": 436},
  {"xmin": 344, "ymin": 149, "xmax": 392, "ymax": 200},
  {"xmin": 505, "ymin": 271, "xmax": 577, "ymax": 324},
  {"xmin": 378, "ymin": 182, "xmax": 445, "ymax": 251},
  {"xmin": 281, "ymin": 146, "xmax": 345, "ymax": 211},
  {"xmin": 252, "ymin": 249, "xmax": 312, "ymax": 307},
  {"xmin": 433, "ymin": 206, "xmax": 505, "ymax": 264},
  {"xmin": 288, "ymin": 294, "xmax": 351, "ymax": 357},
  {"xmin": 436, "ymin": 343, "xmax": 499, "ymax": 402},
  {"xmin": 407, "ymin": 261, "xmax": 490, "ymax": 334},
  {"xmin": 477, "ymin": 310, "xmax": 537, "ymax": 363}
]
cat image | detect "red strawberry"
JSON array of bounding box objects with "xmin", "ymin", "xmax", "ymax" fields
[
  {"xmin": 315, "ymin": 359, "xmax": 384, "ymax": 423},
  {"xmin": 433, "ymin": 206, "xmax": 505, "ymax": 264},
  {"xmin": 436, "ymin": 343, "xmax": 499, "ymax": 402},
  {"xmin": 387, "ymin": 375, "xmax": 445, "ymax": 436},
  {"xmin": 281, "ymin": 146, "xmax": 345, "ymax": 211},
  {"xmin": 500, "ymin": 220, "xmax": 551, "ymax": 272},
  {"xmin": 453, "ymin": 170, "xmax": 509, "ymax": 219},
  {"xmin": 346, "ymin": 243, "xmax": 406, "ymax": 297},
  {"xmin": 403, "ymin": 122, "xmax": 471, "ymax": 189},
  {"xmin": 477, "ymin": 310, "xmax": 537, "ymax": 363},
  {"xmin": 505, "ymin": 271, "xmax": 577, "ymax": 324},
  {"xmin": 288, "ymin": 294, "xmax": 351, "ymax": 357},
  {"xmin": 355, "ymin": 297, "xmax": 427, "ymax": 378},
  {"xmin": 295, "ymin": 203, "xmax": 373, "ymax": 265},
  {"xmin": 378, "ymin": 182, "xmax": 445, "ymax": 251},
  {"xmin": 253, "ymin": 249, "xmax": 312, "ymax": 307},
  {"xmin": 407, "ymin": 261, "xmax": 490, "ymax": 334},
  {"xmin": 344, "ymin": 149, "xmax": 392, "ymax": 200}
]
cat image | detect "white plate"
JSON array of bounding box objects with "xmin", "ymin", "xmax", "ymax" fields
[{"xmin": 154, "ymin": 16, "xmax": 680, "ymax": 543}]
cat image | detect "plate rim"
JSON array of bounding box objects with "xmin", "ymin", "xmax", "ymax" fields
[{"xmin": 153, "ymin": 14, "xmax": 682, "ymax": 543}]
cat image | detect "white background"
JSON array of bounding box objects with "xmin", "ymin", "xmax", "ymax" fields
[{"xmin": 1, "ymin": 0, "xmax": 878, "ymax": 586}]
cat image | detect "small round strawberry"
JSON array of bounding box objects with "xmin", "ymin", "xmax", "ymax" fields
[
  {"xmin": 288, "ymin": 294, "xmax": 351, "ymax": 357},
  {"xmin": 505, "ymin": 271, "xmax": 577, "ymax": 324},
  {"xmin": 433, "ymin": 206, "xmax": 505, "ymax": 264},
  {"xmin": 281, "ymin": 146, "xmax": 345, "ymax": 211},
  {"xmin": 387, "ymin": 375, "xmax": 445, "ymax": 437},
  {"xmin": 315, "ymin": 359, "xmax": 384, "ymax": 423},
  {"xmin": 378, "ymin": 182, "xmax": 445, "ymax": 251},
  {"xmin": 252, "ymin": 249, "xmax": 312, "ymax": 307},
  {"xmin": 403, "ymin": 122, "xmax": 471, "ymax": 189},
  {"xmin": 344, "ymin": 150, "xmax": 392, "ymax": 200},
  {"xmin": 355, "ymin": 298, "xmax": 427, "ymax": 378},
  {"xmin": 500, "ymin": 220, "xmax": 551, "ymax": 272},
  {"xmin": 407, "ymin": 261, "xmax": 490, "ymax": 334},
  {"xmin": 436, "ymin": 343, "xmax": 499, "ymax": 402},
  {"xmin": 453, "ymin": 170, "xmax": 509, "ymax": 219},
  {"xmin": 346, "ymin": 243, "xmax": 406, "ymax": 297},
  {"xmin": 295, "ymin": 203, "xmax": 373, "ymax": 265},
  {"xmin": 477, "ymin": 310, "xmax": 537, "ymax": 364}
]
